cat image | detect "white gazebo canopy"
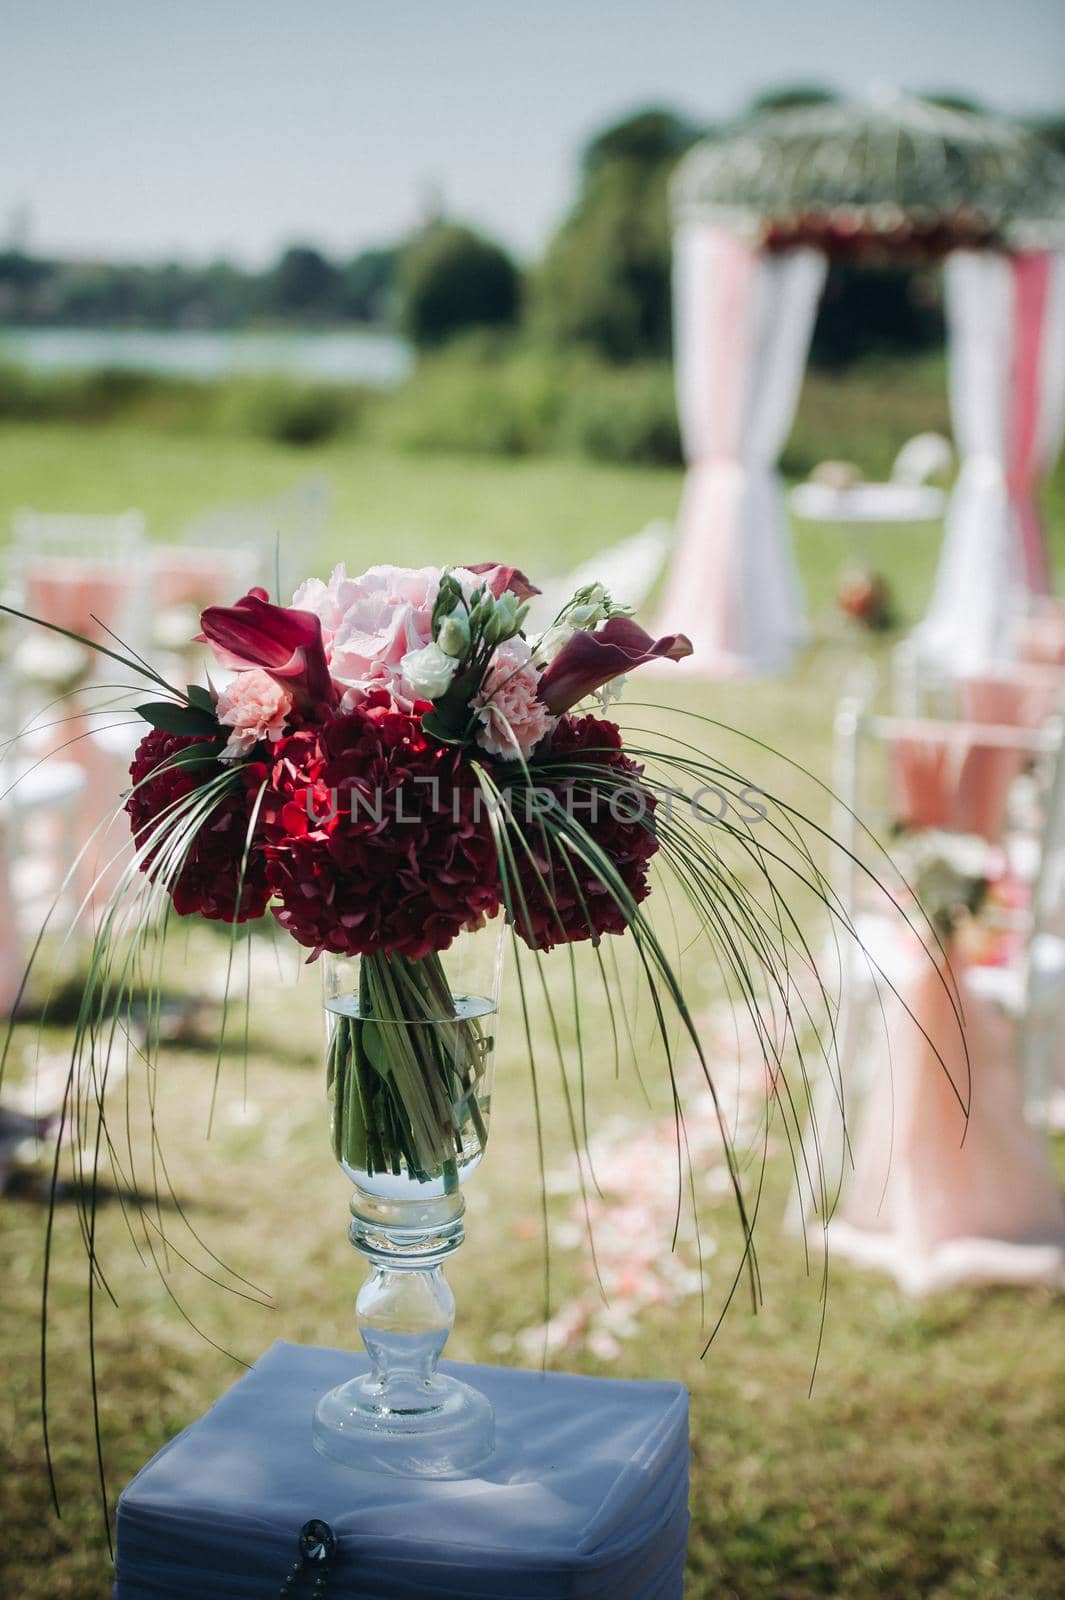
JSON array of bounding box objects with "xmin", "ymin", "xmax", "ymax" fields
[{"xmin": 655, "ymin": 90, "xmax": 1065, "ymax": 677}]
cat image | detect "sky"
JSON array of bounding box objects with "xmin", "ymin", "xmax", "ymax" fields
[{"xmin": 4, "ymin": 0, "xmax": 1065, "ymax": 267}]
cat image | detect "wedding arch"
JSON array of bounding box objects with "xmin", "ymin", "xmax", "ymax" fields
[{"xmin": 654, "ymin": 91, "xmax": 1065, "ymax": 676}]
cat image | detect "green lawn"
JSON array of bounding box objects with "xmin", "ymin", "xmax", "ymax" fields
[{"xmin": 1, "ymin": 413, "xmax": 1064, "ymax": 1599}]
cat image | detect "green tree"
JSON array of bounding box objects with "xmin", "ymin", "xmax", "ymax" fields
[
  {"xmin": 535, "ymin": 108, "xmax": 702, "ymax": 362},
  {"xmin": 810, "ymin": 263, "xmax": 944, "ymax": 369},
  {"xmin": 747, "ymin": 84, "xmax": 838, "ymax": 114},
  {"xmin": 400, "ymin": 224, "xmax": 520, "ymax": 349},
  {"xmin": 338, "ymin": 247, "xmax": 398, "ymax": 323},
  {"xmin": 269, "ymin": 245, "xmax": 340, "ymax": 319}
]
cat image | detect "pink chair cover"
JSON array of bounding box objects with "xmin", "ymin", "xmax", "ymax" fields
[
  {"xmin": 24, "ymin": 560, "xmax": 137, "ymax": 642},
  {"xmin": 956, "ymin": 670, "xmax": 1061, "ymax": 731},
  {"xmin": 152, "ymin": 549, "xmax": 240, "ymax": 611},
  {"xmin": 833, "ymin": 943, "xmax": 1065, "ymax": 1291},
  {"xmin": 19, "ymin": 562, "xmax": 141, "ymax": 907},
  {"xmin": 888, "ymin": 724, "xmax": 1020, "ymax": 843}
]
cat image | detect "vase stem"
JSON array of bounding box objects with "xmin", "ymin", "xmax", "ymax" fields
[
  {"xmin": 357, "ymin": 1263, "xmax": 454, "ymax": 1400},
  {"xmin": 312, "ymin": 1191, "xmax": 494, "ymax": 1475}
]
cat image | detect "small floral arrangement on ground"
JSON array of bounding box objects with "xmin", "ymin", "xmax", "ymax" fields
[
  {"xmin": 894, "ymin": 830, "xmax": 996, "ymax": 943},
  {"xmin": 837, "ymin": 568, "xmax": 893, "ymax": 631}
]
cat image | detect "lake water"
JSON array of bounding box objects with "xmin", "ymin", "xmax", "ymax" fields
[{"xmin": 0, "ymin": 325, "xmax": 413, "ymax": 387}]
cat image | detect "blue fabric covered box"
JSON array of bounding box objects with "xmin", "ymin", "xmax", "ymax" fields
[{"xmin": 114, "ymin": 1341, "xmax": 689, "ymax": 1599}]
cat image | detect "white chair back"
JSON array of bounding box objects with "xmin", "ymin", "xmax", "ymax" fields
[
  {"xmin": 11, "ymin": 506, "xmax": 145, "ymax": 563},
  {"xmin": 177, "ymin": 476, "xmax": 330, "ymax": 601},
  {"xmin": 1018, "ymin": 726, "xmax": 1065, "ymax": 1119}
]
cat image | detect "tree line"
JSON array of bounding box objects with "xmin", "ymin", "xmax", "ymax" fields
[{"xmin": 3, "ymin": 89, "xmax": 1062, "ymax": 370}]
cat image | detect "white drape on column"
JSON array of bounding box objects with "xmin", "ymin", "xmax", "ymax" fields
[
  {"xmin": 918, "ymin": 249, "xmax": 1065, "ymax": 671},
  {"xmin": 655, "ymin": 224, "xmax": 826, "ymax": 676}
]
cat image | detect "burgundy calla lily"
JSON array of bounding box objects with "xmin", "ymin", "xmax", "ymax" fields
[
  {"xmin": 199, "ymin": 589, "xmax": 335, "ymax": 711},
  {"xmin": 464, "ymin": 563, "xmax": 541, "ymax": 602},
  {"xmin": 538, "ymin": 617, "xmax": 693, "ymax": 714}
]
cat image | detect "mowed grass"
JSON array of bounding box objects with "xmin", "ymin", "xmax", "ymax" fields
[{"xmin": 1, "ymin": 381, "xmax": 1065, "ymax": 1600}]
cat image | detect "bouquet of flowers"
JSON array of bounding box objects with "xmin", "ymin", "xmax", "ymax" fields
[
  {"xmin": 3, "ymin": 554, "xmax": 871, "ymax": 1497},
  {"xmin": 123, "ymin": 562, "xmax": 691, "ymax": 1188}
]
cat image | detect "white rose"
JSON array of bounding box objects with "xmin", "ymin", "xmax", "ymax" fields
[{"xmin": 401, "ymin": 641, "xmax": 460, "ymax": 701}]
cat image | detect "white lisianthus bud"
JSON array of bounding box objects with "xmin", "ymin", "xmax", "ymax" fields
[
  {"xmin": 436, "ymin": 606, "xmax": 470, "ymax": 658},
  {"xmin": 401, "ymin": 642, "xmax": 460, "ymax": 700},
  {"xmin": 484, "ymin": 591, "xmax": 522, "ymax": 646},
  {"xmin": 568, "ymin": 583, "xmax": 612, "ymax": 629}
]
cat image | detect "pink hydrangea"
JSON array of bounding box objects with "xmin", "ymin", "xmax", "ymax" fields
[
  {"xmin": 293, "ymin": 563, "xmax": 443, "ymax": 707},
  {"xmin": 474, "ymin": 638, "xmax": 553, "ymax": 759},
  {"xmin": 216, "ymin": 668, "xmax": 294, "ymax": 760}
]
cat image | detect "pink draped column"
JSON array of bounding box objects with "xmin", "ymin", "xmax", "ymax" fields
[
  {"xmin": 919, "ymin": 249, "xmax": 1065, "ymax": 670},
  {"xmin": 1008, "ymin": 253, "xmax": 1065, "ymax": 595},
  {"xmin": 655, "ymin": 224, "xmax": 826, "ymax": 676}
]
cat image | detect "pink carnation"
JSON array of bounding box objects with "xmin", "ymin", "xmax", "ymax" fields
[
  {"xmin": 474, "ymin": 638, "xmax": 554, "ymax": 759},
  {"xmin": 216, "ymin": 668, "xmax": 294, "ymax": 760}
]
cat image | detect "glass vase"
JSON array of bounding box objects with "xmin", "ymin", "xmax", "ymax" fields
[{"xmin": 312, "ymin": 923, "xmax": 504, "ymax": 1475}]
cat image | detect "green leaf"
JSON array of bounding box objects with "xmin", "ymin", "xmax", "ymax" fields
[
  {"xmin": 358, "ymin": 1019, "xmax": 394, "ymax": 1081},
  {"xmin": 185, "ymin": 684, "xmax": 217, "ymax": 713},
  {"xmin": 166, "ymin": 744, "xmax": 222, "ymax": 769},
  {"xmin": 136, "ymin": 701, "xmax": 220, "ymax": 737},
  {"xmin": 420, "ymin": 708, "xmax": 468, "ymax": 746}
]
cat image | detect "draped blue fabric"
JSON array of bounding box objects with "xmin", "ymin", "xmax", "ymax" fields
[{"xmin": 114, "ymin": 1342, "xmax": 690, "ymax": 1599}]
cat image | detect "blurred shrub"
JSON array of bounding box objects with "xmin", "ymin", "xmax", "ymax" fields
[
  {"xmin": 0, "ymin": 363, "xmax": 165, "ymax": 423},
  {"xmin": 0, "ymin": 342, "xmax": 956, "ymax": 477},
  {"xmin": 374, "ymin": 336, "xmax": 564, "ymax": 455},
  {"xmin": 400, "ymin": 225, "xmax": 521, "ymax": 350},
  {"xmin": 0, "ymin": 362, "xmax": 42, "ymax": 419},
  {"xmin": 374, "ymin": 338, "xmax": 680, "ymax": 464},
  {"xmin": 0, "ymin": 362, "xmax": 366, "ymax": 446},
  {"xmin": 782, "ymin": 352, "xmax": 951, "ymax": 479},
  {"xmin": 554, "ymin": 364, "xmax": 681, "ymax": 464},
  {"xmin": 215, "ymin": 378, "xmax": 357, "ymax": 446}
]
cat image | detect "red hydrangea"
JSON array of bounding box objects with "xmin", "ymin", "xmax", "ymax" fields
[
  {"xmin": 259, "ymin": 693, "xmax": 502, "ymax": 959},
  {"xmin": 508, "ymin": 713, "xmax": 658, "ymax": 951},
  {"xmin": 126, "ymin": 729, "xmax": 271, "ymax": 922}
]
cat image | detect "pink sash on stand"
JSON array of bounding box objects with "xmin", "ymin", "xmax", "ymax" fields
[
  {"xmin": 888, "ymin": 723, "xmax": 1021, "ymax": 843},
  {"xmin": 0, "ymin": 828, "xmax": 23, "ymax": 1016},
  {"xmin": 834, "ymin": 942, "xmax": 1065, "ymax": 1291}
]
